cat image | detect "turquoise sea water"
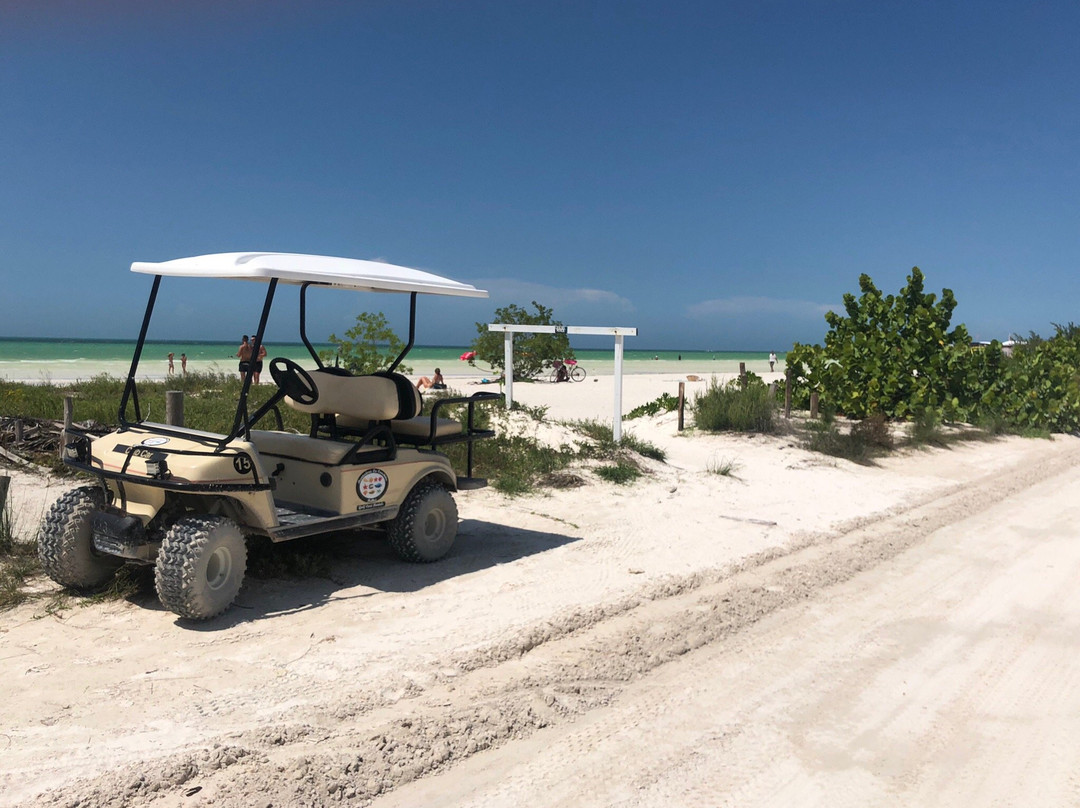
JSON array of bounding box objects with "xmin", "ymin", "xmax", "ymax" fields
[
  {"xmin": 0, "ymin": 337, "xmax": 784, "ymax": 382},
  {"xmin": 0, "ymin": 338, "xmax": 777, "ymax": 364}
]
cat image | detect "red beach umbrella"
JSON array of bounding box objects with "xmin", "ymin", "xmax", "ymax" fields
[{"xmin": 460, "ymin": 350, "xmax": 477, "ymax": 361}]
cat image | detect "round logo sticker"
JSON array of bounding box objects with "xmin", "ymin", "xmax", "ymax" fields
[
  {"xmin": 356, "ymin": 469, "xmax": 388, "ymax": 502},
  {"xmin": 141, "ymin": 437, "xmax": 169, "ymax": 446},
  {"xmin": 233, "ymin": 455, "xmax": 253, "ymax": 475}
]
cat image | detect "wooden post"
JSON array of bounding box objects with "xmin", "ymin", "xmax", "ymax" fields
[
  {"xmin": 784, "ymin": 373, "xmax": 792, "ymax": 419},
  {"xmin": 0, "ymin": 475, "xmax": 9, "ymax": 515},
  {"xmin": 166, "ymin": 390, "xmax": 184, "ymax": 427},
  {"xmin": 677, "ymin": 381, "xmax": 685, "ymax": 431},
  {"xmin": 503, "ymin": 331, "xmax": 514, "ymax": 410},
  {"xmin": 14, "ymin": 419, "xmax": 24, "ymax": 444},
  {"xmin": 810, "ymin": 391, "xmax": 819, "ymax": 419},
  {"xmin": 739, "ymin": 362, "xmax": 747, "ymax": 388},
  {"xmin": 61, "ymin": 394, "xmax": 74, "ymax": 457}
]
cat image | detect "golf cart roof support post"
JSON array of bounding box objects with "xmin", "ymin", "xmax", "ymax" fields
[
  {"xmin": 387, "ymin": 292, "xmax": 417, "ymax": 373},
  {"xmin": 119, "ymin": 274, "xmax": 163, "ymax": 426},
  {"xmin": 298, "ymin": 282, "xmax": 324, "ymax": 368},
  {"xmin": 227, "ymin": 278, "xmax": 279, "ymax": 444}
]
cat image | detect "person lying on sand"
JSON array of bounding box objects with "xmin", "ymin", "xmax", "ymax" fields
[{"xmin": 417, "ymin": 368, "xmax": 447, "ymax": 390}]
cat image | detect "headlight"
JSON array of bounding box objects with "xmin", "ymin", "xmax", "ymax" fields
[
  {"xmin": 64, "ymin": 437, "xmax": 90, "ymax": 463},
  {"xmin": 145, "ymin": 457, "xmax": 170, "ymax": 479}
]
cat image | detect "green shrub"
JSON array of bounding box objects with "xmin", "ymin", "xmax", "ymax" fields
[
  {"xmin": 474, "ymin": 432, "xmax": 576, "ymax": 496},
  {"xmin": 994, "ymin": 323, "xmax": 1080, "ymax": 432},
  {"xmin": 595, "ymin": 459, "xmax": 641, "ymax": 484},
  {"xmin": 692, "ymin": 377, "xmax": 775, "ymax": 433}
]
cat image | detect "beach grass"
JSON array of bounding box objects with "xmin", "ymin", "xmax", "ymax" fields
[
  {"xmin": 692, "ymin": 377, "xmax": 776, "ymax": 434},
  {"xmin": 0, "ymin": 499, "xmax": 38, "ymax": 610},
  {"xmin": 706, "ymin": 456, "xmax": 741, "ymax": 477}
]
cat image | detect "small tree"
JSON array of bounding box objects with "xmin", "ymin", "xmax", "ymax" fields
[
  {"xmin": 321, "ymin": 312, "xmax": 410, "ymax": 375},
  {"xmin": 470, "ymin": 301, "xmax": 573, "ymax": 381}
]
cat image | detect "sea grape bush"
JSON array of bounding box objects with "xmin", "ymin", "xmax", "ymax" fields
[
  {"xmin": 626, "ymin": 392, "xmax": 680, "ymax": 420},
  {"xmin": 997, "ymin": 324, "xmax": 1080, "ymax": 432},
  {"xmin": 469, "ymin": 301, "xmax": 574, "ymax": 381},
  {"xmin": 787, "ymin": 268, "xmax": 972, "ymax": 420},
  {"xmin": 787, "ymin": 268, "xmax": 1080, "ymax": 432}
]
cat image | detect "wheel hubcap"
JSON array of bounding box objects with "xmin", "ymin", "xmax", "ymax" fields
[
  {"xmin": 422, "ymin": 509, "xmax": 445, "ymax": 542},
  {"xmin": 205, "ymin": 546, "xmax": 233, "ymax": 590}
]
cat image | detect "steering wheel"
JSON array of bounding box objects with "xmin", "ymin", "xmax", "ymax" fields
[{"xmin": 269, "ymin": 358, "xmax": 319, "ymax": 406}]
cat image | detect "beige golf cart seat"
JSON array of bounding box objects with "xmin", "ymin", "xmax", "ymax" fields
[{"xmin": 284, "ymin": 368, "xmax": 463, "ymax": 446}]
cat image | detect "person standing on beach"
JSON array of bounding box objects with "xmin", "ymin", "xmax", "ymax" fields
[
  {"xmin": 237, "ymin": 335, "xmax": 252, "ymax": 380},
  {"xmin": 253, "ymin": 336, "xmax": 267, "ymax": 385},
  {"xmin": 180, "ymin": 353, "xmax": 187, "ymax": 375},
  {"xmin": 167, "ymin": 352, "xmax": 175, "ymax": 375},
  {"xmin": 769, "ymin": 352, "xmax": 777, "ymax": 372}
]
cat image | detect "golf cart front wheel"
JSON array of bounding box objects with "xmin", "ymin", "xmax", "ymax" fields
[
  {"xmin": 38, "ymin": 485, "xmax": 122, "ymax": 590},
  {"xmin": 387, "ymin": 481, "xmax": 458, "ymax": 563},
  {"xmin": 155, "ymin": 515, "xmax": 247, "ymax": 620}
]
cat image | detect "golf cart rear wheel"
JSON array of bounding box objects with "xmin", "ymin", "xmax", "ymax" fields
[
  {"xmin": 155, "ymin": 515, "xmax": 247, "ymax": 620},
  {"xmin": 38, "ymin": 485, "xmax": 122, "ymax": 590},
  {"xmin": 387, "ymin": 481, "xmax": 458, "ymax": 563}
]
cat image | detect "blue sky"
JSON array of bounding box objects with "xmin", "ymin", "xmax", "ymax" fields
[{"xmin": 2, "ymin": 1, "xmax": 1078, "ymax": 351}]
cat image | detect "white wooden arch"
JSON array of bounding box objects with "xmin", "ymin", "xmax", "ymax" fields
[{"xmin": 487, "ymin": 324, "xmax": 638, "ymax": 441}]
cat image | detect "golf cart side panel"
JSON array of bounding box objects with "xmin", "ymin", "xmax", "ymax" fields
[{"xmin": 259, "ymin": 444, "xmax": 456, "ymax": 516}]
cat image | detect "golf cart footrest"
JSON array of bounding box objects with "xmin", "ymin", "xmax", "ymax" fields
[
  {"xmin": 456, "ymin": 476, "xmax": 488, "ymax": 490},
  {"xmin": 91, "ymin": 509, "xmax": 152, "ymax": 560},
  {"xmin": 268, "ymin": 502, "xmax": 400, "ymax": 542}
]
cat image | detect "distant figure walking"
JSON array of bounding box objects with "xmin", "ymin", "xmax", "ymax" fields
[
  {"xmin": 237, "ymin": 335, "xmax": 252, "ymax": 379},
  {"xmin": 417, "ymin": 368, "xmax": 446, "ymax": 390},
  {"xmin": 180, "ymin": 353, "xmax": 188, "ymax": 375},
  {"xmin": 253, "ymin": 335, "xmax": 267, "ymax": 385},
  {"xmin": 769, "ymin": 352, "xmax": 777, "ymax": 372},
  {"xmin": 167, "ymin": 352, "xmax": 175, "ymax": 375}
]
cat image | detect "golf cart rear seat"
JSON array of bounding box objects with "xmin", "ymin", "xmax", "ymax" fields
[{"xmin": 284, "ymin": 368, "xmax": 465, "ymax": 446}]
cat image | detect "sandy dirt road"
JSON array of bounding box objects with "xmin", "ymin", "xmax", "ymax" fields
[
  {"xmin": 377, "ymin": 448, "xmax": 1080, "ymax": 808},
  {"xmin": 5, "ymin": 434, "xmax": 1080, "ymax": 807}
]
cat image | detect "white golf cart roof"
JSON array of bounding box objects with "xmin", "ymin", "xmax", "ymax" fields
[{"xmin": 131, "ymin": 252, "xmax": 488, "ymax": 298}]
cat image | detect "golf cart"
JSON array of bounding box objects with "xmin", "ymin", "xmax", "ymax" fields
[{"xmin": 39, "ymin": 252, "xmax": 501, "ymax": 620}]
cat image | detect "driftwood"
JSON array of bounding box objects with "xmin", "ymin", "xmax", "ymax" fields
[
  {"xmin": 0, "ymin": 416, "xmax": 110, "ymax": 461},
  {"xmin": 717, "ymin": 514, "xmax": 777, "ymax": 527}
]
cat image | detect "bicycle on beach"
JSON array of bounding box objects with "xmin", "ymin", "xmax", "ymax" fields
[{"xmin": 549, "ymin": 358, "xmax": 586, "ymax": 383}]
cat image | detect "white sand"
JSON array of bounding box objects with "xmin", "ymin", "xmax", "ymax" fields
[{"xmin": 2, "ymin": 374, "xmax": 1079, "ymax": 808}]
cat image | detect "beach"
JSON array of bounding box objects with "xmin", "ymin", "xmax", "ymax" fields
[
  {"xmin": 0, "ymin": 338, "xmax": 782, "ymax": 385},
  {"xmin": 3, "ymin": 372, "xmax": 1080, "ymax": 807}
]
